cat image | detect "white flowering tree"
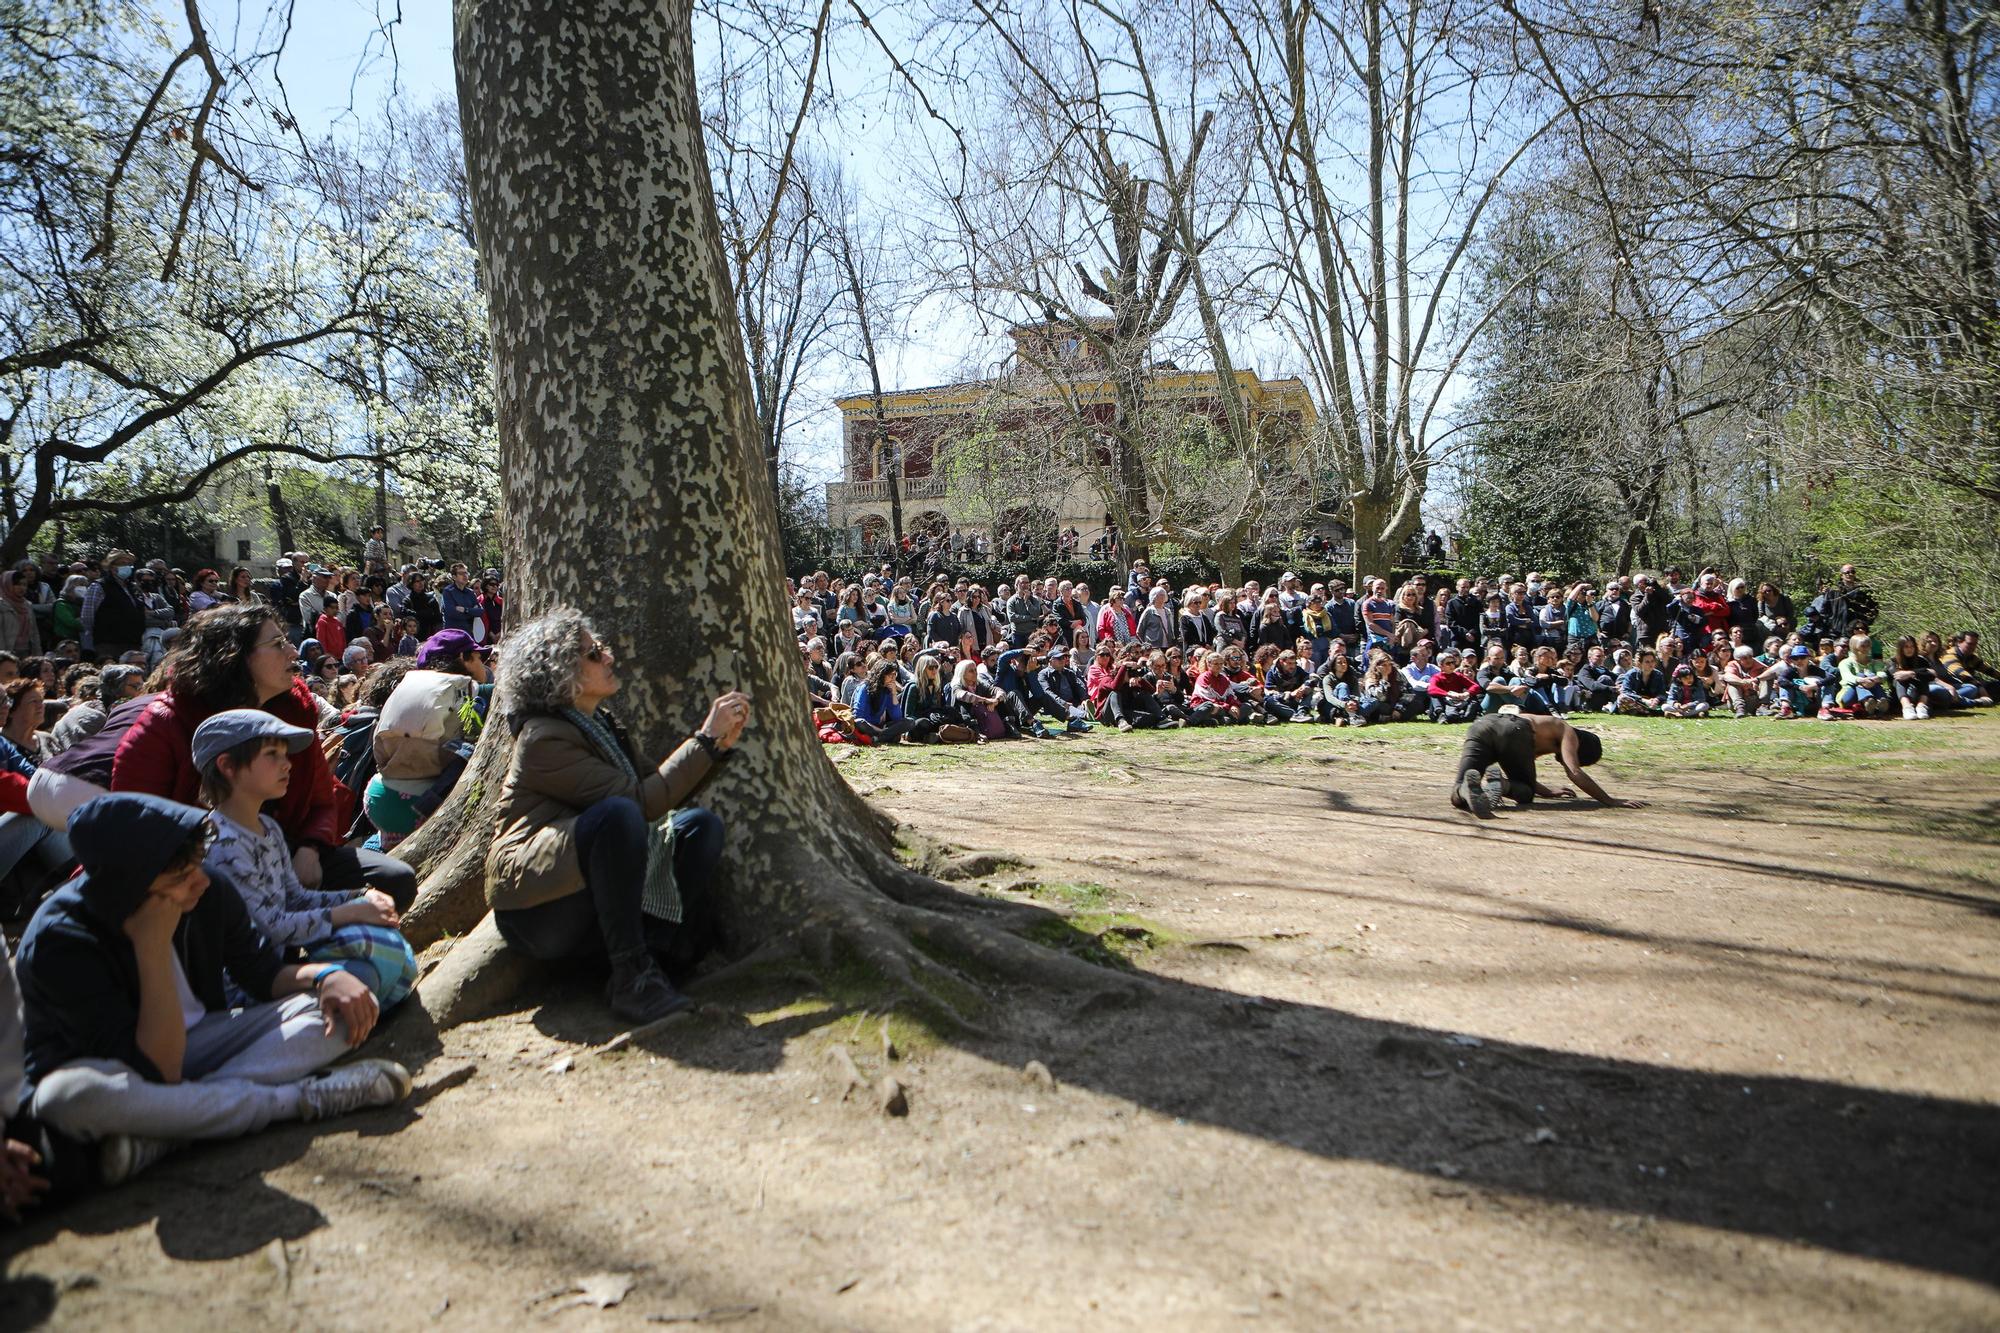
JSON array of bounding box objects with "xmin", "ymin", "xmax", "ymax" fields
[{"xmin": 0, "ymin": 3, "xmax": 495, "ymax": 565}]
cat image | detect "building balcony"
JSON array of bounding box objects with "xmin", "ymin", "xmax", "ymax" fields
[{"xmin": 827, "ymin": 475, "xmax": 949, "ymax": 505}]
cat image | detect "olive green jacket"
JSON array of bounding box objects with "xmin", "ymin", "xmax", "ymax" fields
[{"xmin": 484, "ymin": 712, "xmax": 717, "ymax": 913}]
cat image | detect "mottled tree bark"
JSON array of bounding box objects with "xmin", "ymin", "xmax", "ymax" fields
[{"xmin": 400, "ymin": 0, "xmax": 1116, "ymax": 1026}]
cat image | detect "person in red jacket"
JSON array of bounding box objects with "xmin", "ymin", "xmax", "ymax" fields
[
  {"xmin": 1086, "ymin": 643, "xmax": 1163, "ymax": 730},
  {"xmin": 109, "ymin": 606, "xmax": 415, "ymax": 906},
  {"xmin": 313, "ymin": 606, "xmax": 347, "ymax": 662},
  {"xmin": 1687, "ymin": 574, "xmax": 1731, "ymax": 640},
  {"xmin": 1426, "ymin": 649, "xmax": 1480, "ymax": 723}
]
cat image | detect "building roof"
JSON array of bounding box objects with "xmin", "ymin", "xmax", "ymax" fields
[{"xmin": 834, "ymin": 367, "xmax": 1319, "ymax": 429}]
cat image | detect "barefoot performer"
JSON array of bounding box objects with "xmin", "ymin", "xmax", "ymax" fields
[{"xmin": 1449, "ymin": 713, "xmax": 1645, "ymax": 818}]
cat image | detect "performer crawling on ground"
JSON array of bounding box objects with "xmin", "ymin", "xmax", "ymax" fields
[{"xmin": 1449, "ymin": 713, "xmax": 1645, "ymax": 818}]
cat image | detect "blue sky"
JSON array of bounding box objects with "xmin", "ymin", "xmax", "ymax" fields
[
  {"xmin": 250, "ymin": 3, "xmax": 1471, "ymax": 520},
  {"xmin": 264, "ymin": 2, "xmax": 950, "ymax": 483}
]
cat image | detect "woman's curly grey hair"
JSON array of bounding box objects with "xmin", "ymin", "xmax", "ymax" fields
[{"xmin": 496, "ymin": 606, "xmax": 595, "ymax": 728}]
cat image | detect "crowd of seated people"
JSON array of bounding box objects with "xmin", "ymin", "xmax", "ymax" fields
[
  {"xmin": 0, "ymin": 536, "xmax": 1993, "ymax": 1221},
  {"xmin": 794, "ymin": 560, "xmax": 2000, "ymax": 741},
  {"xmin": 0, "ymin": 541, "xmax": 742, "ymax": 1222}
]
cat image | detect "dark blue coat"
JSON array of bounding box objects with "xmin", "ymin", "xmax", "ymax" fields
[{"xmin": 16, "ymin": 794, "xmax": 285, "ymax": 1090}]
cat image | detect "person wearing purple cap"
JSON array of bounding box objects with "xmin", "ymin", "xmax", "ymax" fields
[{"xmin": 417, "ymin": 628, "xmax": 492, "ymax": 673}]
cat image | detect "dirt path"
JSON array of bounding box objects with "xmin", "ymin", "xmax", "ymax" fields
[{"xmin": 6, "ymin": 714, "xmax": 1998, "ymax": 1330}]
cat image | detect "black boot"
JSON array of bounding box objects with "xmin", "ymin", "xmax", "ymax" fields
[{"xmin": 605, "ymin": 951, "xmax": 693, "ymax": 1025}]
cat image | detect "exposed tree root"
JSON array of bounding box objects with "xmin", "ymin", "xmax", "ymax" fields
[
  {"xmin": 383, "ymin": 791, "xmax": 1151, "ymax": 1050},
  {"xmin": 396, "ymin": 729, "xmax": 514, "ymax": 949}
]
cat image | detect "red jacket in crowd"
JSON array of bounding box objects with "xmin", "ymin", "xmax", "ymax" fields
[
  {"xmin": 110, "ymin": 676, "xmax": 344, "ymax": 850},
  {"xmin": 1688, "ymin": 590, "xmax": 1731, "ymax": 636},
  {"xmin": 1086, "ymin": 660, "xmax": 1130, "ymax": 709},
  {"xmin": 314, "ymin": 610, "xmax": 347, "ymax": 660}
]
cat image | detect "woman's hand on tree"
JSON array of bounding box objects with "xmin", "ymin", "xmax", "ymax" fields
[{"xmin": 702, "ymin": 691, "xmax": 751, "ymax": 750}]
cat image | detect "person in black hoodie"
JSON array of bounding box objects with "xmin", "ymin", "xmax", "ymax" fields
[
  {"xmin": 14, "ymin": 793, "xmax": 412, "ymax": 1188},
  {"xmin": 402, "ymin": 573, "xmax": 444, "ymax": 639}
]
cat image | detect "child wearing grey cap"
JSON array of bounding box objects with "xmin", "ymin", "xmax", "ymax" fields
[{"xmin": 193, "ymin": 710, "xmax": 417, "ymax": 1009}]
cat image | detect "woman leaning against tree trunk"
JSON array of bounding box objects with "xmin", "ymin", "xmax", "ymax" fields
[{"xmin": 483, "ymin": 607, "xmax": 748, "ymax": 1024}]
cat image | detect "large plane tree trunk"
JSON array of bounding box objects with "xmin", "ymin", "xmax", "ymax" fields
[{"xmin": 399, "ymin": 0, "xmax": 1111, "ymax": 1029}]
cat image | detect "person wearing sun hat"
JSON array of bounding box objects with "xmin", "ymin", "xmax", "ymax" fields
[{"xmin": 366, "ymin": 630, "xmax": 493, "ymax": 850}]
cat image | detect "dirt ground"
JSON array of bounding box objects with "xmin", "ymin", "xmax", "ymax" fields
[{"xmin": 5, "ymin": 712, "xmax": 1998, "ymax": 1331}]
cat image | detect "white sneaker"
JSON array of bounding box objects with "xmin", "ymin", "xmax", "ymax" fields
[
  {"xmin": 99, "ymin": 1134, "xmax": 181, "ymax": 1186},
  {"xmin": 1916, "ymin": 703, "xmax": 1931, "ymax": 720},
  {"xmin": 299, "ymin": 1058, "xmax": 414, "ymax": 1122},
  {"xmin": 1900, "ymin": 699, "xmax": 1917, "ymax": 720}
]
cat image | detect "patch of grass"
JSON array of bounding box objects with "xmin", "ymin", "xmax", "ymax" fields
[
  {"xmin": 747, "ymin": 996, "xmax": 838, "ymax": 1026},
  {"xmin": 1014, "ymin": 880, "xmax": 1114, "ymax": 910},
  {"xmin": 836, "ymin": 708, "xmax": 2000, "ymax": 786},
  {"xmin": 1020, "ymin": 910, "xmax": 1184, "ymax": 970},
  {"xmin": 693, "ymin": 949, "xmax": 974, "ymax": 1053}
]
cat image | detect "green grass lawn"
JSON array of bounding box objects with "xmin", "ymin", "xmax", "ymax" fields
[{"xmin": 836, "ymin": 708, "xmax": 2000, "ymax": 783}]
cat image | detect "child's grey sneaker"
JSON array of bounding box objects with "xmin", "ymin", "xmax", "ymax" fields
[
  {"xmin": 300, "ymin": 1058, "xmax": 414, "ymax": 1122},
  {"xmin": 99, "ymin": 1134, "xmax": 181, "ymax": 1186}
]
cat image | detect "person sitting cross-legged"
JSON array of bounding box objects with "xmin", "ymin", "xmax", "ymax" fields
[
  {"xmin": 1925, "ymin": 631, "xmax": 1995, "ymax": 708},
  {"xmin": 1664, "ymin": 663, "xmax": 1713, "ymax": 718},
  {"xmin": 1395, "ymin": 642, "xmax": 1440, "ymax": 721},
  {"xmin": 1720, "ymin": 645, "xmax": 1778, "ymax": 718},
  {"xmin": 1616, "ymin": 650, "xmax": 1668, "ymax": 716},
  {"xmin": 1940, "ymin": 631, "xmax": 2000, "ymax": 703},
  {"xmin": 1033, "ymin": 645, "xmax": 1094, "ymax": 733},
  {"xmin": 16, "ymin": 793, "xmax": 413, "ymax": 1189},
  {"xmin": 195, "ymin": 711, "xmax": 418, "ymax": 1009},
  {"xmin": 1836, "ymin": 632, "xmax": 1893, "ymax": 717},
  {"xmin": 1574, "ymin": 645, "xmax": 1619, "ymax": 714},
  {"xmin": 1426, "ymin": 649, "xmax": 1480, "ymax": 723}
]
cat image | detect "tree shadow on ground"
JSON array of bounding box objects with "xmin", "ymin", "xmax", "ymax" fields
[
  {"xmin": 413, "ymin": 820, "xmax": 2000, "ymax": 1288},
  {"xmin": 924, "ymin": 943, "xmax": 2000, "ymax": 1288},
  {"xmin": 0, "ymin": 1123, "xmax": 331, "ymax": 1266},
  {"xmin": 0, "ymin": 1054, "xmax": 469, "ymax": 1289},
  {"xmin": 467, "ymin": 882, "xmax": 2000, "ymax": 1289}
]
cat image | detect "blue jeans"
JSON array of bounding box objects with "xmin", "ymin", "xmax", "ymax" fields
[{"xmin": 495, "ymin": 800, "xmax": 723, "ymax": 969}]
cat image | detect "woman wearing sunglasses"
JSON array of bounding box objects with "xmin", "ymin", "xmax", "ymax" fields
[{"xmin": 483, "ymin": 607, "xmax": 749, "ymax": 1024}]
